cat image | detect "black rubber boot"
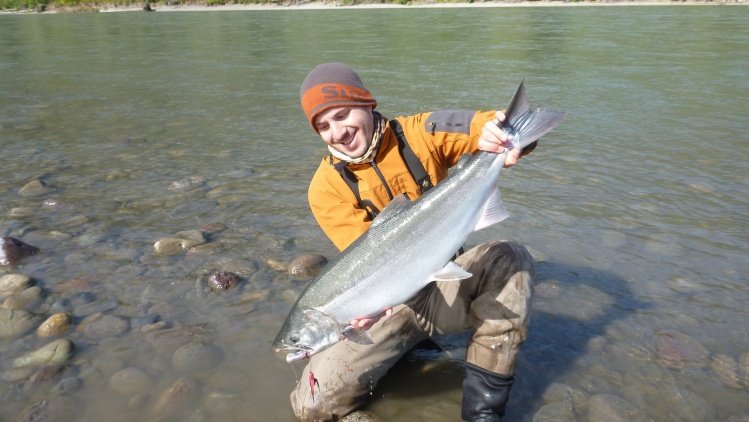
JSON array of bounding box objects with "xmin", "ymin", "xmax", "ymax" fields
[{"xmin": 461, "ymin": 362, "xmax": 515, "ymax": 422}]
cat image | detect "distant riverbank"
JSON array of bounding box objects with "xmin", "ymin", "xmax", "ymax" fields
[{"xmin": 2, "ymin": 0, "xmax": 746, "ymax": 14}]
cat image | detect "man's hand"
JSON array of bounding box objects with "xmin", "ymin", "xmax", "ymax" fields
[
  {"xmin": 477, "ymin": 111, "xmax": 521, "ymax": 168},
  {"xmin": 348, "ymin": 308, "xmax": 393, "ymax": 332}
]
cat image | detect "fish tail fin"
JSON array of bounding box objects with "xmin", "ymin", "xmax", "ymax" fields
[{"xmin": 502, "ymin": 80, "xmax": 567, "ymax": 150}]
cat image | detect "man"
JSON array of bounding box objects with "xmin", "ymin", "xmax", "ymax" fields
[{"xmin": 291, "ymin": 62, "xmax": 534, "ymax": 422}]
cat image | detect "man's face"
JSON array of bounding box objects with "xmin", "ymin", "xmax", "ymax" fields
[{"xmin": 314, "ymin": 106, "xmax": 374, "ymax": 159}]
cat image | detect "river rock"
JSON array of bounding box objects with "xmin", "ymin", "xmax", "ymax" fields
[
  {"xmin": 172, "ymin": 342, "xmax": 224, "ymax": 372},
  {"xmin": 739, "ymin": 352, "xmax": 749, "ymax": 384},
  {"xmin": 51, "ymin": 376, "xmax": 82, "ymax": 396},
  {"xmin": 207, "ymin": 271, "xmax": 239, "ymax": 291},
  {"xmin": 266, "ymin": 258, "xmax": 287, "ymax": 272},
  {"xmin": 145, "ymin": 323, "xmax": 210, "ymax": 353},
  {"xmin": 23, "ymin": 364, "xmax": 70, "ymax": 393},
  {"xmin": 712, "ymin": 353, "xmax": 742, "ymax": 389},
  {"xmin": 533, "ymin": 401, "xmax": 576, "ymax": 422},
  {"xmin": 152, "ymin": 377, "xmax": 199, "ymax": 418},
  {"xmin": 80, "ymin": 313, "xmax": 130, "ymax": 339},
  {"xmin": 109, "ymin": 367, "xmax": 154, "ymax": 396},
  {"xmin": 541, "ymin": 382, "xmax": 587, "ymax": 410},
  {"xmin": 199, "ymin": 222, "xmax": 226, "ymax": 235},
  {"xmin": 0, "ymin": 309, "xmax": 42, "ymax": 338},
  {"xmin": 0, "ymin": 273, "xmax": 34, "ymax": 293},
  {"xmin": 37, "ymin": 313, "xmax": 74, "ymax": 338},
  {"xmin": 16, "ymin": 398, "xmax": 74, "ymax": 422},
  {"xmin": 18, "ymin": 179, "xmax": 51, "ymax": 197},
  {"xmin": 341, "ymin": 411, "xmax": 378, "ymax": 422},
  {"xmin": 2, "ymin": 286, "xmax": 44, "ymax": 310},
  {"xmin": 13, "ymin": 338, "xmax": 75, "ymax": 368},
  {"xmin": 0, "ymin": 236, "xmax": 40, "ymax": 266},
  {"xmin": 2, "ymin": 366, "xmax": 36, "ymax": 382},
  {"xmin": 287, "ymin": 254, "xmax": 328, "ymax": 278},
  {"xmin": 587, "ymin": 394, "xmax": 651, "ymax": 422},
  {"xmin": 654, "ymin": 330, "xmax": 709, "ymax": 369}
]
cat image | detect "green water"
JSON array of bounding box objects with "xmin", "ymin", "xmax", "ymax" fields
[{"xmin": 1, "ymin": 5, "xmax": 748, "ymax": 421}]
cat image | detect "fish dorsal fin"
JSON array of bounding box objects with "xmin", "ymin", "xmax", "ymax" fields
[
  {"xmin": 474, "ymin": 188, "xmax": 510, "ymax": 232},
  {"xmin": 341, "ymin": 325, "xmax": 374, "ymax": 344},
  {"xmin": 430, "ymin": 261, "xmax": 472, "ymax": 281},
  {"xmin": 371, "ymin": 193, "xmax": 411, "ymax": 228}
]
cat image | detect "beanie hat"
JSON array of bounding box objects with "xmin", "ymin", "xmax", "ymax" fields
[{"xmin": 300, "ymin": 63, "xmax": 377, "ymax": 131}]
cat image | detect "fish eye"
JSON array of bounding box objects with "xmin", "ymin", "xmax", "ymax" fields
[{"xmin": 289, "ymin": 334, "xmax": 300, "ymax": 344}]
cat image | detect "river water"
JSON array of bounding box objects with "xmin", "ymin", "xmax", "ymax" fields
[{"xmin": 1, "ymin": 4, "xmax": 748, "ymax": 421}]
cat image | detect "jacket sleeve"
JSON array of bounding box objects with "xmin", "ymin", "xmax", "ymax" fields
[{"xmin": 308, "ymin": 161, "xmax": 371, "ymax": 251}]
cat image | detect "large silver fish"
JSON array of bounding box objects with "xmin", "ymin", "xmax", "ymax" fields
[{"xmin": 273, "ymin": 81, "xmax": 566, "ymax": 363}]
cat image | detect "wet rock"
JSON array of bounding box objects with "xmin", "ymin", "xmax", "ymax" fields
[
  {"xmin": 287, "ymin": 254, "xmax": 328, "ymax": 278},
  {"xmin": 51, "ymin": 377, "xmax": 81, "ymax": 396},
  {"xmin": 74, "ymin": 299, "xmax": 117, "ymax": 317},
  {"xmin": 16, "ymin": 398, "xmax": 74, "ymax": 422},
  {"xmin": 204, "ymin": 391, "xmax": 240, "ymax": 414},
  {"xmin": 533, "ymin": 401, "xmax": 576, "ymax": 422},
  {"xmin": 13, "ymin": 338, "xmax": 75, "ymax": 368},
  {"xmin": 23, "ymin": 364, "xmax": 69, "ymax": 393},
  {"xmin": 207, "ymin": 271, "xmax": 240, "ymax": 291},
  {"xmin": 541, "ymin": 382, "xmax": 587, "ymax": 410},
  {"xmin": 109, "ymin": 367, "xmax": 154, "ymax": 396},
  {"xmin": 0, "ymin": 309, "xmax": 42, "ymax": 338},
  {"xmin": 341, "ymin": 411, "xmax": 378, "ymax": 422},
  {"xmin": 188, "ymin": 242, "xmax": 224, "ymax": 254},
  {"xmin": 587, "ymin": 394, "xmax": 651, "ymax": 422},
  {"xmin": 154, "ymin": 238, "xmax": 185, "ymax": 255},
  {"xmin": 37, "ymin": 313, "xmax": 74, "ymax": 338},
  {"xmin": 199, "ymin": 222, "xmax": 226, "ymax": 235},
  {"xmin": 654, "ymin": 330, "xmax": 709, "ymax": 369},
  {"xmin": 218, "ymin": 259, "xmax": 259, "ymax": 276},
  {"xmin": 739, "ymin": 352, "xmax": 749, "ymax": 384},
  {"xmin": 154, "ymin": 230, "xmax": 206, "ymax": 255},
  {"xmin": 0, "ymin": 273, "xmax": 34, "ymax": 294},
  {"xmin": 712, "ymin": 353, "xmax": 742, "ymax": 389},
  {"xmin": 80, "ymin": 313, "xmax": 130, "ymax": 339},
  {"xmin": 152, "ymin": 377, "xmax": 199, "ymax": 418},
  {"xmin": 53, "ymin": 278, "xmax": 94, "ymax": 294},
  {"xmin": 92, "ymin": 356, "xmax": 126, "ymax": 375},
  {"xmin": 266, "ymin": 258, "xmax": 287, "ymax": 272},
  {"xmin": 8, "ymin": 207, "xmax": 35, "ymax": 218},
  {"xmin": 2, "ymin": 366, "xmax": 36, "ymax": 382},
  {"xmin": 145, "ymin": 323, "xmax": 210, "ymax": 353},
  {"xmin": 0, "ymin": 236, "xmax": 40, "ymax": 266},
  {"xmin": 172, "ymin": 342, "xmax": 224, "ymax": 372},
  {"xmin": 18, "ymin": 179, "xmax": 51, "ymax": 197},
  {"xmin": 2, "ymin": 286, "xmax": 44, "ymax": 310},
  {"xmin": 168, "ymin": 176, "xmax": 204, "ymax": 191}
]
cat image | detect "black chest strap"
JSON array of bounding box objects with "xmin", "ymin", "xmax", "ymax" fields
[{"xmin": 331, "ymin": 119, "xmax": 433, "ymax": 220}]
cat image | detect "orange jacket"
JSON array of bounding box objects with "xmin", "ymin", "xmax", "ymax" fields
[{"xmin": 308, "ymin": 109, "xmax": 498, "ymax": 251}]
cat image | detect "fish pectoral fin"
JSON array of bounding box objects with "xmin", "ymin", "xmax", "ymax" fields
[
  {"xmin": 474, "ymin": 188, "xmax": 510, "ymax": 232},
  {"xmin": 431, "ymin": 261, "xmax": 472, "ymax": 281},
  {"xmin": 341, "ymin": 326, "xmax": 374, "ymax": 345}
]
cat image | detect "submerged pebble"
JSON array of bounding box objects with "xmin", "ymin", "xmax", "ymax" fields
[
  {"xmin": 287, "ymin": 254, "xmax": 328, "ymax": 278},
  {"xmin": 13, "ymin": 338, "xmax": 75, "ymax": 368},
  {"xmin": 207, "ymin": 271, "xmax": 240, "ymax": 291},
  {"xmin": 654, "ymin": 330, "xmax": 709, "ymax": 369},
  {"xmin": 37, "ymin": 313, "xmax": 74, "ymax": 338},
  {"xmin": 152, "ymin": 377, "xmax": 199, "ymax": 418}
]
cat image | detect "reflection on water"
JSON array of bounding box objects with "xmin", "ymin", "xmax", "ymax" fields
[{"xmin": 1, "ymin": 5, "xmax": 748, "ymax": 421}]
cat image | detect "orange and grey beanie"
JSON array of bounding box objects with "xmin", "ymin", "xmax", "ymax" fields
[{"xmin": 300, "ymin": 63, "xmax": 377, "ymax": 132}]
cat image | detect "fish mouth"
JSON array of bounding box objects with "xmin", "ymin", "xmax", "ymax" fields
[{"xmin": 273, "ymin": 344, "xmax": 314, "ymax": 363}]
